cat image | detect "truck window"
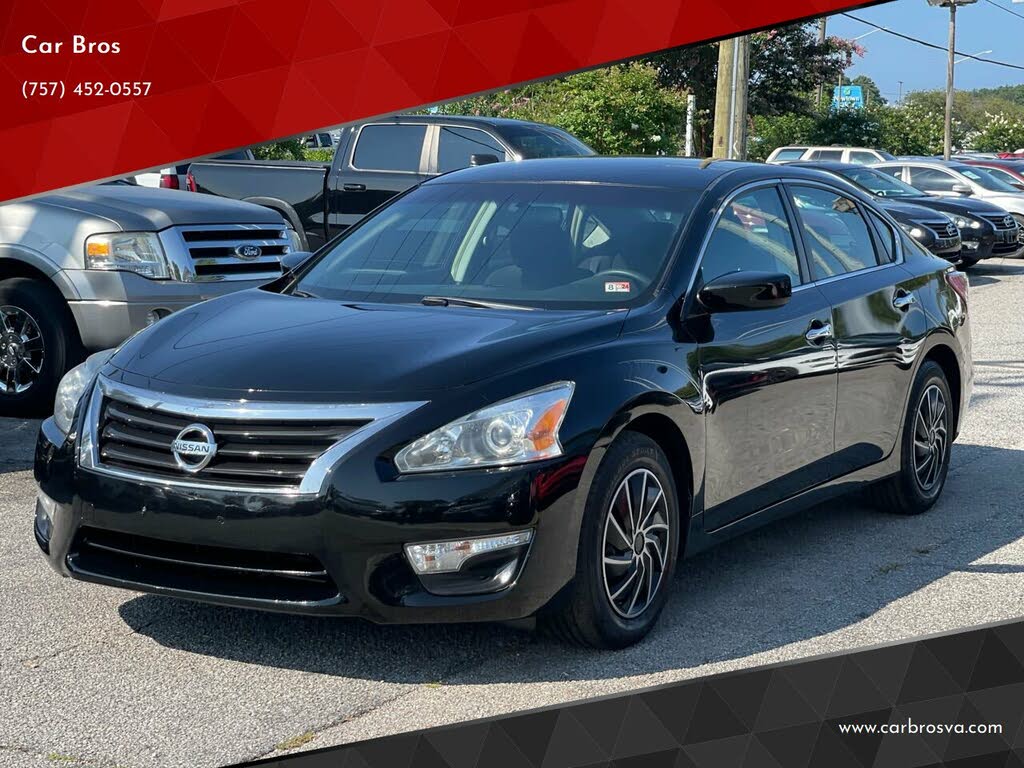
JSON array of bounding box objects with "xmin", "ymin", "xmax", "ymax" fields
[
  {"xmin": 353, "ymin": 125, "xmax": 427, "ymax": 172},
  {"xmin": 437, "ymin": 126, "xmax": 507, "ymax": 172}
]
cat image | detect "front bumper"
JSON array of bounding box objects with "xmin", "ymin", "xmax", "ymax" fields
[
  {"xmin": 960, "ymin": 228, "xmax": 1022, "ymax": 261},
  {"xmin": 33, "ymin": 419, "xmax": 586, "ymax": 624},
  {"xmin": 63, "ymin": 270, "xmax": 272, "ymax": 351}
]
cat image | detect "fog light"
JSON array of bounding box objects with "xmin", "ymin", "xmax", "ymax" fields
[
  {"xmin": 405, "ymin": 531, "xmax": 533, "ymax": 575},
  {"xmin": 34, "ymin": 490, "xmax": 57, "ymax": 543},
  {"xmin": 963, "ymin": 241, "xmax": 980, "ymax": 251}
]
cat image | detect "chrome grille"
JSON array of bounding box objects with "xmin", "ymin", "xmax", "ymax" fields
[
  {"xmin": 80, "ymin": 377, "xmax": 427, "ymax": 496},
  {"xmin": 98, "ymin": 398, "xmax": 368, "ymax": 489},
  {"xmin": 164, "ymin": 224, "xmax": 290, "ymax": 282},
  {"xmin": 982, "ymin": 214, "xmax": 1017, "ymax": 231},
  {"xmin": 924, "ymin": 221, "xmax": 959, "ymax": 239}
]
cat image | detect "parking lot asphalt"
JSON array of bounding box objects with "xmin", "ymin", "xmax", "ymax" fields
[{"xmin": 3, "ymin": 259, "xmax": 1024, "ymax": 768}]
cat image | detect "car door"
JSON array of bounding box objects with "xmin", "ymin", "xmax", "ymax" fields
[
  {"xmin": 327, "ymin": 123, "xmax": 430, "ymax": 238},
  {"xmin": 786, "ymin": 183, "xmax": 926, "ymax": 476},
  {"xmin": 906, "ymin": 166, "xmax": 965, "ymax": 198},
  {"xmin": 430, "ymin": 124, "xmax": 511, "ymax": 173},
  {"xmin": 695, "ymin": 184, "xmax": 838, "ymax": 532}
]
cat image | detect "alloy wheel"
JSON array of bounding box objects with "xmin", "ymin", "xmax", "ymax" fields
[
  {"xmin": 601, "ymin": 468, "xmax": 671, "ymax": 619},
  {"xmin": 0, "ymin": 305, "xmax": 45, "ymax": 396},
  {"xmin": 912, "ymin": 384, "xmax": 948, "ymax": 493}
]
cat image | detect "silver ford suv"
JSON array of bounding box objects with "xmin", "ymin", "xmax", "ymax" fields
[{"xmin": 0, "ymin": 183, "xmax": 299, "ymax": 414}]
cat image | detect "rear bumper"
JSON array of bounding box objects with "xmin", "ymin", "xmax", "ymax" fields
[
  {"xmin": 63, "ymin": 271, "xmax": 271, "ymax": 350},
  {"xmin": 34, "ymin": 419, "xmax": 585, "ymax": 624}
]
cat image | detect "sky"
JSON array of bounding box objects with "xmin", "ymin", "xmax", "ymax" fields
[{"xmin": 826, "ymin": 0, "xmax": 1024, "ymax": 100}]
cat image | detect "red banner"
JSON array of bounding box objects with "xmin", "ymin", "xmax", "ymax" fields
[{"xmin": 1, "ymin": 0, "xmax": 875, "ymax": 201}]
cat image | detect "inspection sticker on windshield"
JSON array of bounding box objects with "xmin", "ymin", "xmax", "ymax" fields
[{"xmin": 605, "ymin": 281, "xmax": 631, "ymax": 293}]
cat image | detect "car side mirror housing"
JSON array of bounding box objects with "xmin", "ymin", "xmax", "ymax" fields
[
  {"xmin": 697, "ymin": 271, "xmax": 793, "ymax": 313},
  {"xmin": 951, "ymin": 183, "xmax": 974, "ymax": 196},
  {"xmin": 470, "ymin": 153, "xmax": 500, "ymax": 167},
  {"xmin": 281, "ymin": 250, "xmax": 313, "ymax": 274}
]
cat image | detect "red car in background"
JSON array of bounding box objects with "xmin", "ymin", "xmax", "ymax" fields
[{"xmin": 962, "ymin": 158, "xmax": 1024, "ymax": 192}]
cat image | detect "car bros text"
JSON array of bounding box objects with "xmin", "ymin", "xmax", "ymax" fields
[{"xmin": 21, "ymin": 35, "xmax": 120, "ymax": 54}]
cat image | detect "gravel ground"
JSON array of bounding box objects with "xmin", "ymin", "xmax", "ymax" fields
[{"xmin": 3, "ymin": 259, "xmax": 1024, "ymax": 768}]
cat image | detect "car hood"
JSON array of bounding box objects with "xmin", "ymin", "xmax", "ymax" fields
[
  {"xmin": 37, "ymin": 185, "xmax": 286, "ymax": 230},
  {"xmin": 876, "ymin": 199, "xmax": 951, "ymax": 223},
  {"xmin": 895, "ymin": 194, "xmax": 1008, "ymax": 218},
  {"xmin": 108, "ymin": 289, "xmax": 627, "ymax": 400},
  {"xmin": 976, "ymin": 193, "xmax": 1024, "ymax": 214}
]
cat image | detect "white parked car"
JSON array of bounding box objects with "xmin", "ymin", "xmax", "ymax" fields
[{"xmin": 766, "ymin": 146, "xmax": 896, "ymax": 165}]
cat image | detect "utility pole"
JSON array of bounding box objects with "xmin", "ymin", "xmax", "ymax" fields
[
  {"xmin": 928, "ymin": 0, "xmax": 977, "ymax": 160},
  {"xmin": 712, "ymin": 35, "xmax": 750, "ymax": 160},
  {"xmin": 685, "ymin": 94, "xmax": 696, "ymax": 157},
  {"xmin": 815, "ymin": 17, "xmax": 828, "ymax": 109}
]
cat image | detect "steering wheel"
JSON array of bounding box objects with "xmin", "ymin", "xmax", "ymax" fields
[{"xmin": 593, "ymin": 268, "xmax": 651, "ymax": 285}]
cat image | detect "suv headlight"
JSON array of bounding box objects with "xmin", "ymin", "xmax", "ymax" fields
[
  {"xmin": 900, "ymin": 224, "xmax": 925, "ymax": 240},
  {"xmin": 394, "ymin": 382, "xmax": 574, "ymax": 473},
  {"xmin": 53, "ymin": 350, "xmax": 114, "ymax": 436},
  {"xmin": 953, "ymin": 216, "xmax": 982, "ymax": 230},
  {"xmin": 85, "ymin": 232, "xmax": 170, "ymax": 279}
]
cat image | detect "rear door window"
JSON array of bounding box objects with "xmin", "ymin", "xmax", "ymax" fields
[
  {"xmin": 352, "ymin": 125, "xmax": 427, "ymax": 172},
  {"xmin": 908, "ymin": 167, "xmax": 959, "ymax": 192},
  {"xmin": 849, "ymin": 151, "xmax": 880, "ymax": 165},
  {"xmin": 809, "ymin": 149, "xmax": 845, "ymax": 161}
]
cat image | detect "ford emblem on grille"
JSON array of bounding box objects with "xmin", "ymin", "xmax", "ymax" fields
[
  {"xmin": 235, "ymin": 244, "xmax": 262, "ymax": 259},
  {"xmin": 171, "ymin": 424, "xmax": 217, "ymax": 473}
]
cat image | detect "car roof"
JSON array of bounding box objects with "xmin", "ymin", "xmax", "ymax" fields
[
  {"xmin": 423, "ymin": 156, "xmax": 866, "ymax": 191},
  {"xmin": 786, "ymin": 160, "xmax": 869, "ymax": 172},
  {"xmin": 368, "ymin": 113, "xmax": 573, "ymax": 133}
]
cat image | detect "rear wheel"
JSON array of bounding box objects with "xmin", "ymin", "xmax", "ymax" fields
[
  {"xmin": 0, "ymin": 278, "xmax": 77, "ymax": 417},
  {"xmin": 867, "ymin": 361, "xmax": 953, "ymax": 515},
  {"xmin": 541, "ymin": 432, "xmax": 681, "ymax": 648}
]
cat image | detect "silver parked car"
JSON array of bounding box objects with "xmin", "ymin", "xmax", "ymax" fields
[{"xmin": 874, "ymin": 160, "xmax": 1024, "ymax": 233}]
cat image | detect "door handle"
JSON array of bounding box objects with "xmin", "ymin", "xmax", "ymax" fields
[
  {"xmin": 805, "ymin": 322, "xmax": 833, "ymax": 345},
  {"xmin": 342, "ymin": 183, "xmax": 366, "ymax": 191},
  {"xmin": 893, "ymin": 290, "xmax": 917, "ymax": 311}
]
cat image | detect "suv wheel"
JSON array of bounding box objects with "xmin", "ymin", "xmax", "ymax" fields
[
  {"xmin": 0, "ymin": 278, "xmax": 77, "ymax": 417},
  {"xmin": 867, "ymin": 361, "xmax": 953, "ymax": 515},
  {"xmin": 542, "ymin": 432, "xmax": 681, "ymax": 648}
]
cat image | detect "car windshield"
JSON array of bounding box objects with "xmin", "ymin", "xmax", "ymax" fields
[
  {"xmin": 502, "ymin": 126, "xmax": 596, "ymax": 158},
  {"xmin": 952, "ymin": 164, "xmax": 1021, "ymax": 193},
  {"xmin": 293, "ymin": 181, "xmax": 693, "ymax": 309},
  {"xmin": 842, "ymin": 167, "xmax": 925, "ymax": 199}
]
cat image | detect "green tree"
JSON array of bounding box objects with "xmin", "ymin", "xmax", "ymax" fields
[
  {"xmin": 438, "ymin": 62, "xmax": 687, "ymax": 155},
  {"xmin": 252, "ymin": 139, "xmax": 306, "ymax": 161},
  {"xmin": 849, "ymin": 75, "xmax": 885, "ymax": 106},
  {"xmin": 748, "ymin": 113, "xmax": 817, "ymax": 161},
  {"xmin": 968, "ymin": 113, "xmax": 1024, "ymax": 152}
]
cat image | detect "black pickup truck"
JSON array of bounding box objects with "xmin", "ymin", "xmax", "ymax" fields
[{"xmin": 189, "ymin": 115, "xmax": 595, "ymax": 250}]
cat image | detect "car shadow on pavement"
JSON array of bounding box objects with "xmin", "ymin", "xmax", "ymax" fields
[
  {"xmin": 119, "ymin": 441, "xmax": 1024, "ymax": 686},
  {"xmin": 0, "ymin": 418, "xmax": 41, "ymax": 473},
  {"xmin": 967, "ymin": 259, "xmax": 1024, "ymax": 288}
]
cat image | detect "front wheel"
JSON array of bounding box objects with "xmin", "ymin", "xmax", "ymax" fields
[
  {"xmin": 958, "ymin": 256, "xmax": 980, "ymax": 269},
  {"xmin": 867, "ymin": 361, "xmax": 953, "ymax": 515},
  {"xmin": 541, "ymin": 432, "xmax": 681, "ymax": 648},
  {"xmin": 0, "ymin": 278, "xmax": 77, "ymax": 417}
]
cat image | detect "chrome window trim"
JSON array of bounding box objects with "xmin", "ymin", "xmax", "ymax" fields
[
  {"xmin": 78, "ymin": 375, "xmax": 427, "ymax": 497},
  {"xmin": 683, "ymin": 177, "xmax": 908, "ymax": 304}
]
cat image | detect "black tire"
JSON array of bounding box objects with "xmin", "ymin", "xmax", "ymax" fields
[
  {"xmin": 0, "ymin": 278, "xmax": 78, "ymax": 417},
  {"xmin": 959, "ymin": 256, "xmax": 980, "ymax": 269},
  {"xmin": 541, "ymin": 432, "xmax": 682, "ymax": 649},
  {"xmin": 867, "ymin": 361, "xmax": 953, "ymax": 515}
]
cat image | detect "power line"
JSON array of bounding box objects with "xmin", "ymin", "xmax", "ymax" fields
[
  {"xmin": 981, "ymin": 0, "xmax": 1024, "ymax": 22},
  {"xmin": 841, "ymin": 12, "xmax": 1024, "ymax": 71}
]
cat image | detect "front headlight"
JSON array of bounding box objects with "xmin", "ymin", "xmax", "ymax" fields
[
  {"xmin": 394, "ymin": 382, "xmax": 574, "ymax": 473},
  {"xmin": 85, "ymin": 232, "xmax": 170, "ymax": 279},
  {"xmin": 954, "ymin": 216, "xmax": 982, "ymax": 230},
  {"xmin": 53, "ymin": 350, "xmax": 114, "ymax": 436},
  {"xmin": 900, "ymin": 224, "xmax": 925, "ymax": 240}
]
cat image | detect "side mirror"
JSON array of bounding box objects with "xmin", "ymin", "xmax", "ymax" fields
[
  {"xmin": 470, "ymin": 153, "xmax": 500, "ymax": 167},
  {"xmin": 698, "ymin": 271, "xmax": 792, "ymax": 313},
  {"xmin": 951, "ymin": 183, "xmax": 974, "ymax": 196},
  {"xmin": 281, "ymin": 250, "xmax": 313, "ymax": 274}
]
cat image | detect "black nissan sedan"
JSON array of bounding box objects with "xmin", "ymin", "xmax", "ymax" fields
[
  {"xmin": 790, "ymin": 160, "xmax": 1022, "ymax": 267},
  {"xmin": 34, "ymin": 158, "xmax": 972, "ymax": 648}
]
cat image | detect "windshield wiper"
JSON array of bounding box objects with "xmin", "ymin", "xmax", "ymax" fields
[
  {"xmin": 421, "ymin": 296, "xmax": 534, "ymax": 311},
  {"xmin": 291, "ymin": 289, "xmax": 319, "ymax": 299}
]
